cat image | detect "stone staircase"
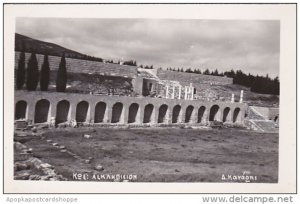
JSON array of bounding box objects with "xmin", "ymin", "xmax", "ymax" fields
[{"xmin": 246, "ymin": 106, "xmax": 279, "ymax": 133}]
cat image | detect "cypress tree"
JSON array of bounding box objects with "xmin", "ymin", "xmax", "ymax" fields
[
  {"xmin": 56, "ymin": 53, "xmax": 67, "ymax": 92},
  {"xmin": 40, "ymin": 54, "xmax": 50, "ymax": 91},
  {"xmin": 26, "ymin": 53, "xmax": 39, "ymax": 91},
  {"xmin": 16, "ymin": 51, "xmax": 26, "ymax": 89}
]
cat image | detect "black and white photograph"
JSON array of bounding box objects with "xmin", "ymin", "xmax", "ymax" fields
[{"xmin": 3, "ymin": 4, "xmax": 296, "ymax": 194}]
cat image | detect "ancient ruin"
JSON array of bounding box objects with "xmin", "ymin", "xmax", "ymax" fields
[{"xmin": 14, "ymin": 52, "xmax": 248, "ymax": 127}]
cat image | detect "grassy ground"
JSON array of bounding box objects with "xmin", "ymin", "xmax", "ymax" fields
[{"xmin": 23, "ymin": 127, "xmax": 278, "ymax": 183}]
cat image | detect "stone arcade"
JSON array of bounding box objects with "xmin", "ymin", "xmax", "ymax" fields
[{"xmin": 15, "ymin": 90, "xmax": 246, "ymax": 126}]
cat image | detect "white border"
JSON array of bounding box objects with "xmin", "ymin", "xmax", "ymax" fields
[{"xmin": 3, "ymin": 4, "xmax": 296, "ymax": 193}]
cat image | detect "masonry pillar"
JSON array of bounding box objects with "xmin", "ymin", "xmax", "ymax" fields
[
  {"xmin": 191, "ymin": 108, "xmax": 198, "ymax": 123},
  {"xmin": 88, "ymin": 103, "xmax": 95, "ymax": 123},
  {"xmin": 184, "ymin": 86, "xmax": 187, "ymax": 100},
  {"xmin": 154, "ymin": 107, "xmax": 159, "ymax": 124},
  {"xmin": 228, "ymin": 110, "xmax": 233, "ymax": 123},
  {"xmin": 178, "ymin": 107, "xmax": 183, "ymax": 123},
  {"xmin": 50, "ymin": 101, "xmax": 57, "ymax": 125},
  {"xmin": 69, "ymin": 102, "xmax": 76, "ymax": 122},
  {"xmin": 152, "ymin": 107, "xmax": 157, "ymax": 124},
  {"xmin": 165, "ymin": 108, "xmax": 171, "ymax": 124},
  {"xmin": 122, "ymin": 104, "xmax": 128, "ymax": 124},
  {"xmin": 220, "ymin": 108, "xmax": 224, "ymax": 123},
  {"xmin": 139, "ymin": 105, "xmax": 145, "ymax": 124},
  {"xmin": 106, "ymin": 103, "xmax": 113, "ymax": 123},
  {"xmin": 27, "ymin": 101, "xmax": 35, "ymax": 125},
  {"xmin": 203, "ymin": 108, "xmax": 209, "ymax": 123},
  {"xmin": 178, "ymin": 86, "xmax": 181, "ymax": 99}
]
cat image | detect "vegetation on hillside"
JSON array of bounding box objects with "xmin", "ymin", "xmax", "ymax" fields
[
  {"xmin": 40, "ymin": 55, "xmax": 50, "ymax": 91},
  {"xmin": 167, "ymin": 67, "xmax": 279, "ymax": 95},
  {"xmin": 56, "ymin": 54, "xmax": 67, "ymax": 92},
  {"xmin": 26, "ymin": 53, "xmax": 39, "ymax": 91},
  {"xmin": 15, "ymin": 33, "xmax": 279, "ymax": 96},
  {"xmin": 15, "ymin": 33, "xmax": 103, "ymax": 62},
  {"xmin": 16, "ymin": 50, "xmax": 26, "ymax": 90}
]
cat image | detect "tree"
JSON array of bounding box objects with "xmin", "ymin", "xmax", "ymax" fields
[
  {"xmin": 203, "ymin": 69, "xmax": 210, "ymax": 75},
  {"xmin": 16, "ymin": 51, "xmax": 26, "ymax": 89},
  {"xmin": 26, "ymin": 53, "xmax": 39, "ymax": 91},
  {"xmin": 56, "ymin": 53, "xmax": 67, "ymax": 92},
  {"xmin": 40, "ymin": 54, "xmax": 50, "ymax": 91},
  {"xmin": 212, "ymin": 69, "xmax": 219, "ymax": 76}
]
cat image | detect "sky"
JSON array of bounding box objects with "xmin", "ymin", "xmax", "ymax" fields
[{"xmin": 16, "ymin": 18, "xmax": 280, "ymax": 78}]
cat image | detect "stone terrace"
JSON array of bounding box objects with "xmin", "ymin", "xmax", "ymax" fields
[
  {"xmin": 15, "ymin": 52, "xmax": 138, "ymax": 78},
  {"xmin": 157, "ymin": 69, "xmax": 233, "ymax": 86}
]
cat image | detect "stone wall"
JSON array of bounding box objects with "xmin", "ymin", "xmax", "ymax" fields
[{"xmin": 15, "ymin": 90, "xmax": 247, "ymax": 125}]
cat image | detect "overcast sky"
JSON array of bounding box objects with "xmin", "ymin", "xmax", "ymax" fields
[{"xmin": 16, "ymin": 18, "xmax": 280, "ymax": 78}]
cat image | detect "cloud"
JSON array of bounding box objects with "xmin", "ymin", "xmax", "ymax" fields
[{"xmin": 16, "ymin": 18, "xmax": 280, "ymax": 78}]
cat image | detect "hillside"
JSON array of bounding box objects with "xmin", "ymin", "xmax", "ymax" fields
[
  {"xmin": 14, "ymin": 35, "xmax": 279, "ymax": 107},
  {"xmin": 158, "ymin": 69, "xmax": 279, "ymax": 107},
  {"xmin": 15, "ymin": 33, "xmax": 90, "ymax": 59}
]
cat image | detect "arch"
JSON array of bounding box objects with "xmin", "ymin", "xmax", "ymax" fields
[
  {"xmin": 197, "ymin": 106, "xmax": 206, "ymax": 123},
  {"xmin": 15, "ymin": 100, "xmax": 27, "ymax": 120},
  {"xmin": 172, "ymin": 105, "xmax": 181, "ymax": 123},
  {"xmin": 111, "ymin": 102, "xmax": 123, "ymax": 123},
  {"xmin": 34, "ymin": 99, "xmax": 50, "ymax": 123},
  {"xmin": 209, "ymin": 105, "xmax": 220, "ymax": 121},
  {"xmin": 223, "ymin": 107, "xmax": 231, "ymax": 122},
  {"xmin": 76, "ymin": 101, "xmax": 89, "ymax": 123},
  {"xmin": 143, "ymin": 104, "xmax": 154, "ymax": 123},
  {"xmin": 94, "ymin": 102, "xmax": 106, "ymax": 123},
  {"xmin": 185, "ymin": 105, "xmax": 194, "ymax": 123},
  {"xmin": 233, "ymin": 107, "xmax": 241, "ymax": 123},
  {"xmin": 158, "ymin": 104, "xmax": 168, "ymax": 123},
  {"xmin": 56, "ymin": 100, "xmax": 70, "ymax": 124},
  {"xmin": 128, "ymin": 103, "xmax": 139, "ymax": 123}
]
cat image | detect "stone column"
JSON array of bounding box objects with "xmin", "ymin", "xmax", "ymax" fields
[
  {"xmin": 231, "ymin": 94, "xmax": 235, "ymax": 103},
  {"xmin": 166, "ymin": 85, "xmax": 169, "ymax": 99},
  {"xmin": 191, "ymin": 87, "xmax": 194, "ymax": 100},
  {"xmin": 184, "ymin": 86, "xmax": 187, "ymax": 100},
  {"xmin": 240, "ymin": 90, "xmax": 244, "ymax": 103},
  {"xmin": 172, "ymin": 85, "xmax": 175, "ymax": 99},
  {"xmin": 178, "ymin": 86, "xmax": 181, "ymax": 99}
]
